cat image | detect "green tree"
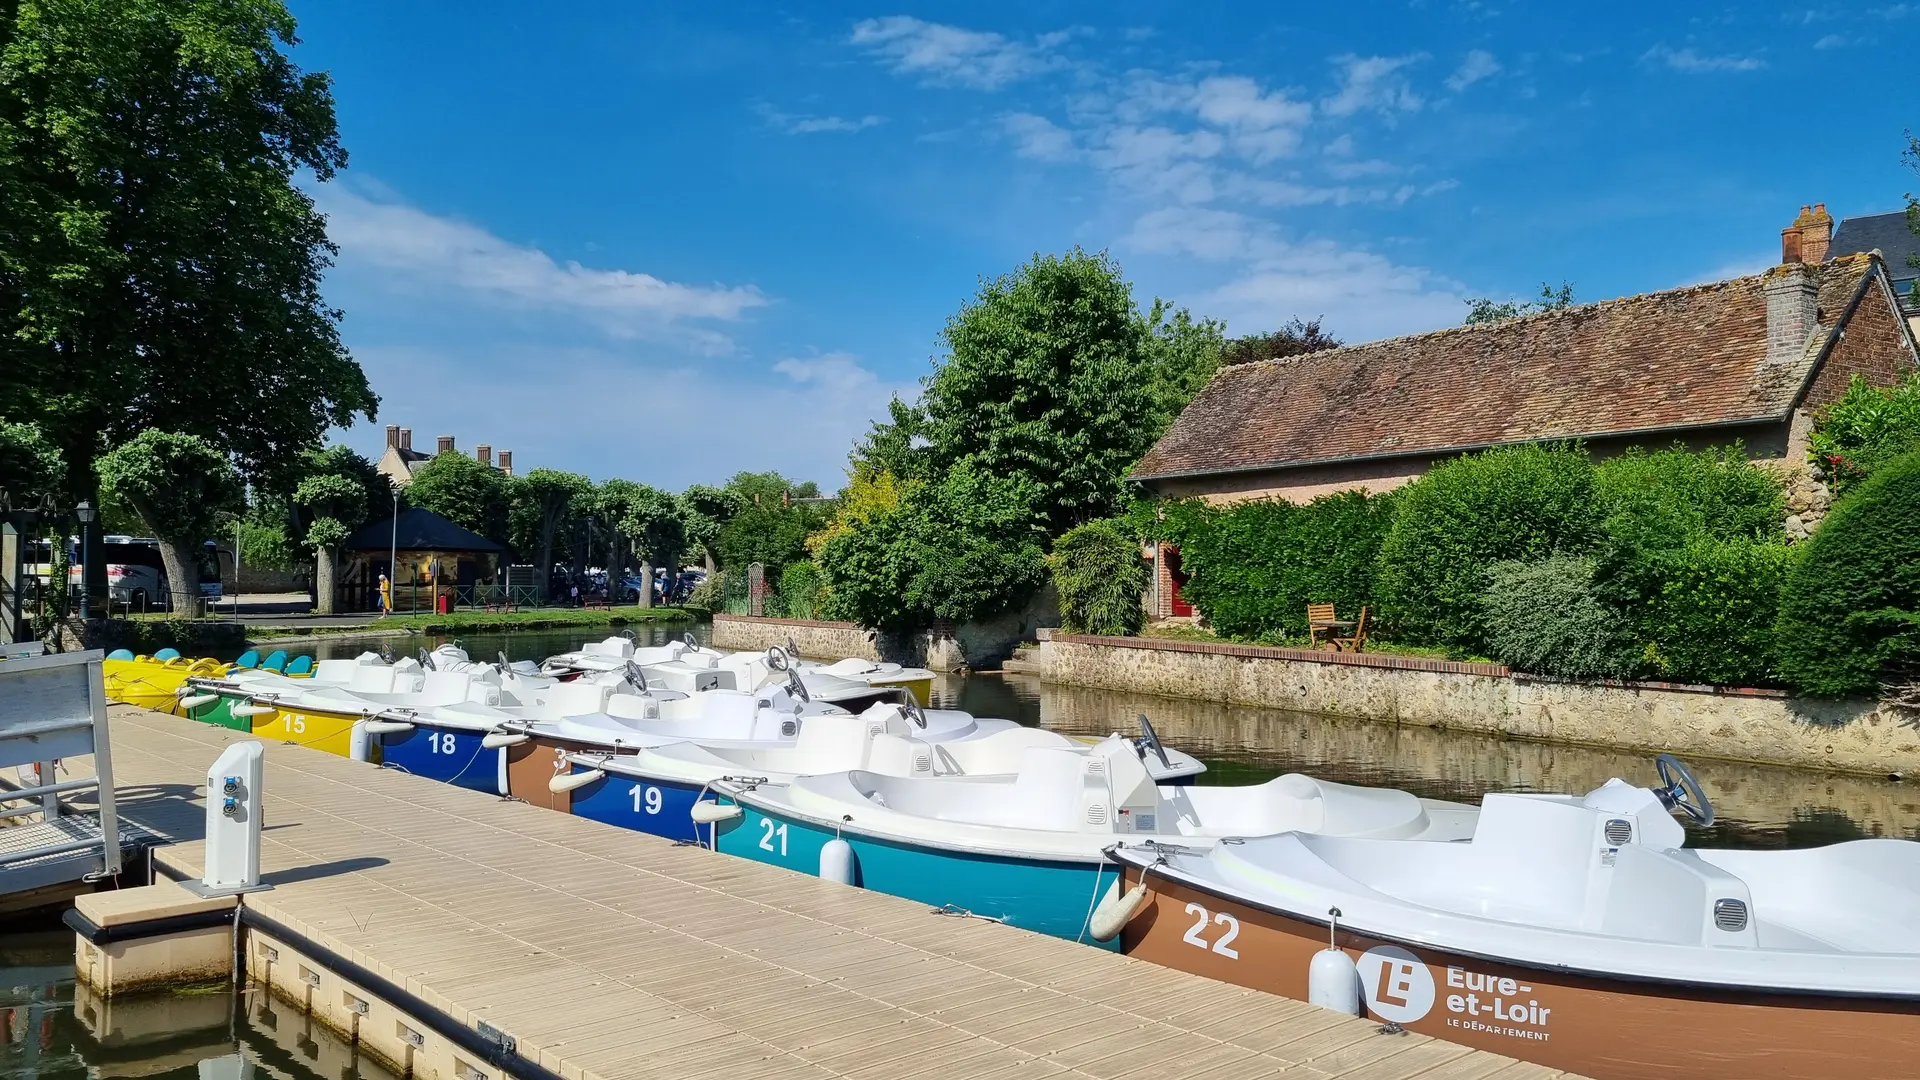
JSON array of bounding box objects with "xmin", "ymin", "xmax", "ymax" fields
[
  {"xmin": 96, "ymin": 431, "xmax": 241, "ymax": 612},
  {"xmin": 677, "ymin": 484, "xmax": 740, "ymax": 572},
  {"xmin": 406, "ymin": 452, "xmax": 509, "ymax": 546},
  {"xmin": 1807, "ymin": 372, "xmax": 1920, "ymax": 495},
  {"xmin": 1219, "ymin": 317, "xmax": 1341, "ymax": 366},
  {"xmin": 0, "ymin": 421, "xmax": 63, "ymax": 508},
  {"xmin": 922, "ymin": 249, "xmax": 1158, "ymax": 536},
  {"xmin": 1050, "ymin": 519, "xmax": 1147, "ymax": 636},
  {"xmin": 1776, "ymin": 450, "xmax": 1920, "ymax": 696},
  {"xmin": 509, "ymin": 468, "xmax": 592, "ymax": 600},
  {"xmin": 294, "ymin": 471, "xmax": 370, "ymax": 615},
  {"xmin": 619, "ymin": 484, "xmax": 684, "ymax": 606},
  {"xmin": 1140, "ymin": 301, "xmax": 1226, "ymax": 435},
  {"xmin": 714, "ymin": 471, "xmax": 829, "ymax": 576},
  {"xmin": 848, "ymin": 397, "xmax": 927, "ymax": 483},
  {"xmin": 1, "ymin": 0, "xmax": 376, "ymax": 550},
  {"xmin": 1464, "ymin": 281, "xmax": 1577, "ymax": 325}
]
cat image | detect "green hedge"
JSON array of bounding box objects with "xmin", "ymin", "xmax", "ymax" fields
[
  {"xmin": 1776, "ymin": 449, "xmax": 1920, "ymax": 695},
  {"xmin": 1640, "ymin": 538, "xmax": 1790, "ymax": 686},
  {"xmin": 1481, "ymin": 556, "xmax": 1637, "ymax": 678},
  {"xmin": 770, "ymin": 561, "xmax": 825, "ymax": 620},
  {"xmin": 1163, "ymin": 490, "xmax": 1395, "ymax": 641},
  {"xmin": 1376, "ymin": 444, "xmax": 1600, "ymax": 654},
  {"xmin": 1050, "ymin": 519, "xmax": 1148, "ymax": 636}
]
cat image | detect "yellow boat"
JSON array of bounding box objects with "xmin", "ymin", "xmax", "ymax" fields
[
  {"xmin": 103, "ymin": 653, "xmax": 230, "ymax": 710},
  {"xmin": 248, "ymin": 700, "xmax": 366, "ymax": 757}
]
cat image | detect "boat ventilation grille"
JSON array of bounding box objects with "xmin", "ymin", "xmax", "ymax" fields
[
  {"xmin": 1604, "ymin": 819, "xmax": 1633, "ymax": 846},
  {"xmin": 1085, "ymin": 758, "xmax": 1107, "ymax": 775},
  {"xmin": 1085, "ymin": 803, "xmax": 1108, "ymax": 825},
  {"xmin": 780, "ymin": 720, "xmax": 798, "ymax": 738},
  {"xmin": 1713, "ymin": 899, "xmax": 1749, "ymax": 932},
  {"xmin": 913, "ymin": 754, "xmax": 932, "ymax": 773}
]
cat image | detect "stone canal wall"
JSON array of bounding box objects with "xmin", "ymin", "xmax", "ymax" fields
[
  {"xmin": 711, "ymin": 614, "xmax": 881, "ymax": 661},
  {"xmin": 1037, "ymin": 634, "xmax": 1918, "ymax": 776}
]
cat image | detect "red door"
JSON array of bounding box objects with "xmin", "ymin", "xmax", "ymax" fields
[{"xmin": 1164, "ymin": 544, "xmax": 1193, "ymax": 618}]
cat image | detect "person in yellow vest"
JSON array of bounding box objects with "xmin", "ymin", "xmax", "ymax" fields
[{"xmin": 379, "ymin": 572, "xmax": 392, "ymax": 615}]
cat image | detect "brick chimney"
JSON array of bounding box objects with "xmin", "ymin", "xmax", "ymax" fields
[
  {"xmin": 1762, "ymin": 262, "xmax": 1821, "ymax": 382},
  {"xmin": 399, "ymin": 428, "xmax": 412, "ymax": 450},
  {"xmin": 436, "ymin": 434, "xmax": 454, "ymax": 454},
  {"xmin": 1780, "ymin": 203, "xmax": 1834, "ymax": 264},
  {"xmin": 476, "ymin": 444, "xmax": 492, "ymax": 467},
  {"xmin": 386, "ymin": 424, "xmax": 400, "ymax": 449},
  {"xmin": 497, "ymin": 450, "xmax": 513, "ymax": 475}
]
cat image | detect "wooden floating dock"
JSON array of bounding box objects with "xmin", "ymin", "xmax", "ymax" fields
[{"xmin": 92, "ymin": 705, "xmax": 1587, "ymax": 1080}]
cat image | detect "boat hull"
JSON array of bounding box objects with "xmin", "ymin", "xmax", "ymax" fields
[
  {"xmin": 1117, "ymin": 866, "xmax": 1920, "ymax": 1080},
  {"xmin": 504, "ymin": 736, "xmax": 592, "ymax": 813},
  {"xmin": 103, "ymin": 658, "xmax": 225, "ymax": 710},
  {"xmin": 565, "ymin": 767, "xmax": 706, "ymax": 844},
  {"xmin": 378, "ymin": 725, "xmax": 506, "ymax": 794},
  {"xmin": 253, "ymin": 704, "xmax": 361, "ymax": 758},
  {"xmin": 184, "ymin": 693, "xmax": 249, "ymax": 731},
  {"xmin": 713, "ymin": 798, "xmax": 1117, "ymax": 946}
]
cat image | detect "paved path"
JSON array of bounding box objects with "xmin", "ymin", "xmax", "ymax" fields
[{"xmin": 98, "ymin": 706, "xmax": 1585, "ymax": 1080}]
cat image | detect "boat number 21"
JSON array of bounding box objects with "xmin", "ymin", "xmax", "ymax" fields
[
  {"xmin": 1182, "ymin": 902, "xmax": 1240, "ymax": 959},
  {"xmin": 759, "ymin": 818, "xmax": 789, "ymax": 856}
]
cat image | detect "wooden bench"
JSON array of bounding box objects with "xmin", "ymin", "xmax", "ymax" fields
[
  {"xmin": 1333, "ymin": 605, "xmax": 1370, "ymax": 653},
  {"xmin": 1306, "ymin": 603, "xmax": 1342, "ymax": 649}
]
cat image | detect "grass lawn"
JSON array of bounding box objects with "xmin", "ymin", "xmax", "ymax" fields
[{"xmin": 364, "ymin": 606, "xmax": 695, "ymax": 634}]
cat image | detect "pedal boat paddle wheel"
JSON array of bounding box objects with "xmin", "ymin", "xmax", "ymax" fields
[{"xmin": 1103, "ymin": 755, "xmax": 1920, "ymax": 1080}]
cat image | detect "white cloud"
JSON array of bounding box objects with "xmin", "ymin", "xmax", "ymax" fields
[
  {"xmin": 1642, "ymin": 45, "xmax": 1766, "ymax": 72},
  {"xmin": 318, "ymin": 186, "xmax": 766, "ymax": 342},
  {"xmin": 772, "ymin": 351, "xmax": 885, "ymax": 396},
  {"xmin": 1191, "ymin": 76, "xmax": 1312, "ymax": 163},
  {"xmin": 1445, "ymin": 49, "xmax": 1501, "ymax": 91},
  {"xmin": 1003, "ymin": 112, "xmax": 1076, "ymax": 160},
  {"xmin": 1813, "ymin": 33, "xmax": 1847, "ymax": 48},
  {"xmin": 850, "ymin": 16, "xmax": 1061, "ymax": 89},
  {"xmin": 762, "ymin": 107, "xmax": 887, "ymax": 134},
  {"xmin": 1322, "ymin": 54, "xmax": 1426, "ymax": 117}
]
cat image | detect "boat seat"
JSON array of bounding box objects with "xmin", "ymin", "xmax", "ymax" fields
[
  {"xmin": 348, "ymin": 664, "xmax": 406, "ymax": 694},
  {"xmin": 260, "ymin": 650, "xmax": 286, "ymax": 672},
  {"xmin": 928, "ymin": 726, "xmax": 1070, "ymax": 775},
  {"xmin": 154, "ymin": 648, "xmax": 182, "ymax": 661},
  {"xmin": 285, "ymin": 655, "xmax": 314, "ymax": 676},
  {"xmin": 631, "ymin": 643, "xmax": 685, "ymax": 665},
  {"xmin": 788, "ymin": 713, "xmax": 886, "ymax": 773},
  {"xmin": 582, "ymin": 637, "xmax": 635, "ymax": 659},
  {"xmin": 824, "ymin": 657, "xmax": 880, "ymax": 677},
  {"xmin": 1180, "ymin": 774, "xmax": 1432, "ymax": 838},
  {"xmin": 107, "ymin": 649, "xmax": 136, "ymax": 661},
  {"xmin": 993, "ymin": 747, "xmax": 1100, "ymax": 831},
  {"xmin": 867, "ymin": 734, "xmax": 934, "ymax": 776},
  {"xmin": 232, "ymin": 649, "xmax": 260, "ymax": 668},
  {"xmin": 1600, "ymin": 844, "xmax": 1756, "ymax": 947},
  {"xmin": 313, "ymin": 658, "xmax": 360, "ymax": 684}
]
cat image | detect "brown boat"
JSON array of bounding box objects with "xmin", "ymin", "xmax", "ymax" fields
[{"xmin": 1106, "ymin": 762, "xmax": 1920, "ymax": 1080}]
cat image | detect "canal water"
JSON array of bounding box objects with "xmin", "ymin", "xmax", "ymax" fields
[
  {"xmin": 0, "ymin": 926, "xmax": 396, "ymax": 1080},
  {"xmin": 270, "ymin": 624, "xmax": 1920, "ymax": 849}
]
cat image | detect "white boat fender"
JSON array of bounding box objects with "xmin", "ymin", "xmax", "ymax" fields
[
  {"xmin": 820, "ymin": 815, "xmax": 858, "ymax": 886},
  {"xmin": 690, "ymin": 801, "xmax": 742, "ymax": 824},
  {"xmin": 481, "ymin": 731, "xmax": 529, "ymax": 749},
  {"xmin": 179, "ymin": 693, "xmax": 219, "ymax": 710},
  {"xmin": 361, "ymin": 719, "xmax": 414, "ymax": 734},
  {"xmin": 1307, "ymin": 907, "xmax": 1361, "ymax": 1016},
  {"xmin": 231, "ymin": 703, "xmax": 276, "ymax": 718},
  {"xmin": 549, "ymin": 767, "xmax": 605, "ymax": 794},
  {"xmin": 1087, "ymin": 878, "xmax": 1150, "ymax": 942}
]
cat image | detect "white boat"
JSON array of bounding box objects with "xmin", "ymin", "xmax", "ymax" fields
[
  {"xmin": 705, "ymin": 737, "xmax": 1475, "ymax": 943},
  {"xmin": 1103, "ymin": 755, "xmax": 1920, "ymax": 1080},
  {"xmin": 545, "ymin": 638, "xmax": 904, "ymax": 712}
]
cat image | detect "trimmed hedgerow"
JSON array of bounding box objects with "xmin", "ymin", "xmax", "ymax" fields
[
  {"xmin": 1640, "ymin": 537, "xmax": 1791, "ymax": 686},
  {"xmin": 1376, "ymin": 444, "xmax": 1602, "ymax": 655},
  {"xmin": 1775, "ymin": 449, "xmax": 1920, "ymax": 696},
  {"xmin": 1050, "ymin": 519, "xmax": 1148, "ymax": 636},
  {"xmin": 1159, "ymin": 490, "xmax": 1396, "ymax": 641},
  {"xmin": 1481, "ymin": 555, "xmax": 1638, "ymax": 679}
]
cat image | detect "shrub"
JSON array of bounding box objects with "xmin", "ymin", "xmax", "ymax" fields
[
  {"xmin": 1051, "ymin": 519, "xmax": 1148, "ymax": 636},
  {"xmin": 685, "ymin": 570, "xmax": 724, "ymax": 614},
  {"xmin": 1640, "ymin": 538, "xmax": 1790, "ymax": 686},
  {"xmin": 1376, "ymin": 444, "xmax": 1602, "ymax": 654},
  {"xmin": 1481, "ymin": 556, "xmax": 1638, "ymax": 679},
  {"xmin": 1807, "ymin": 372, "xmax": 1920, "ymax": 496},
  {"xmin": 1776, "ymin": 449, "xmax": 1920, "ymax": 696},
  {"xmin": 772, "ymin": 561, "xmax": 825, "ymax": 620},
  {"xmin": 1166, "ymin": 491, "xmax": 1397, "ymax": 641}
]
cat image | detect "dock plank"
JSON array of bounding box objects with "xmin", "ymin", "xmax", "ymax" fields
[{"xmin": 94, "ymin": 706, "xmax": 1586, "ymax": 1080}]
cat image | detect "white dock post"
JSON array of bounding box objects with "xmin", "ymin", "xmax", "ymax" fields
[{"xmin": 185, "ymin": 741, "xmax": 271, "ymax": 897}]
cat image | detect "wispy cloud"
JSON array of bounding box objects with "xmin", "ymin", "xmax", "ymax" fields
[
  {"xmin": 1445, "ymin": 49, "xmax": 1501, "ymax": 91},
  {"xmin": 850, "ymin": 16, "xmax": 1064, "ymax": 89},
  {"xmin": 1002, "ymin": 112, "xmax": 1076, "ymax": 160},
  {"xmin": 1642, "ymin": 44, "xmax": 1766, "ymax": 72},
  {"xmin": 1322, "ymin": 54, "xmax": 1427, "ymax": 117},
  {"xmin": 759, "ymin": 105, "xmax": 886, "ymax": 134},
  {"xmin": 318, "ymin": 185, "xmax": 767, "ymax": 344},
  {"xmin": 1813, "ymin": 33, "xmax": 1848, "ymax": 48}
]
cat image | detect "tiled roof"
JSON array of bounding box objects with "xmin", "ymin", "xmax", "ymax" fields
[
  {"xmin": 1833, "ymin": 210, "xmax": 1919, "ymax": 276},
  {"xmin": 1133, "ymin": 254, "xmax": 1877, "ymax": 481}
]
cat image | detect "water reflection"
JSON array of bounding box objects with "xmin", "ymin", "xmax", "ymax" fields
[
  {"xmin": 936, "ymin": 673, "xmax": 1920, "ymax": 850},
  {"xmin": 0, "ymin": 930, "xmax": 395, "ymax": 1080}
]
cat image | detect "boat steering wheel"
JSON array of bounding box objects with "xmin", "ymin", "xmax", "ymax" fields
[
  {"xmin": 1654, "ymin": 753, "xmax": 1714, "ymax": 828},
  {"xmin": 624, "ymin": 660, "xmax": 650, "ymax": 692},
  {"xmin": 766, "ymin": 647, "xmax": 809, "ymax": 703},
  {"xmin": 765, "ymin": 646, "xmax": 789, "ymax": 671},
  {"xmin": 1136, "ymin": 713, "xmax": 1173, "ymax": 770},
  {"xmin": 900, "ymin": 696, "xmax": 928, "ymax": 729}
]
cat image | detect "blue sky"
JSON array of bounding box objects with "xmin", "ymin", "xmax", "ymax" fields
[{"xmin": 301, "ymin": 2, "xmax": 1920, "ymax": 489}]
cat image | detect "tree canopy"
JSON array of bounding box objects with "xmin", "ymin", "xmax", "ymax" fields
[
  {"xmin": 96, "ymin": 430, "xmax": 242, "ymax": 610},
  {"xmin": 1464, "ymin": 282, "xmax": 1577, "ymax": 325},
  {"xmin": 1219, "ymin": 318, "xmax": 1341, "ymax": 366},
  {"xmin": 0, "ymin": 420, "xmax": 63, "ymax": 509},
  {"xmin": 405, "ymin": 452, "xmax": 509, "ymax": 546}
]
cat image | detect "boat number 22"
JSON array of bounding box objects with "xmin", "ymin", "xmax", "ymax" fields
[
  {"xmin": 1181, "ymin": 902, "xmax": 1240, "ymax": 959},
  {"xmin": 759, "ymin": 818, "xmax": 790, "ymax": 856}
]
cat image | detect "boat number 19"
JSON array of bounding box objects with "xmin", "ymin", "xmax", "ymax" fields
[
  {"xmin": 1181, "ymin": 902, "xmax": 1240, "ymax": 959},
  {"xmin": 759, "ymin": 818, "xmax": 789, "ymax": 856},
  {"xmin": 628, "ymin": 784, "xmax": 663, "ymax": 815}
]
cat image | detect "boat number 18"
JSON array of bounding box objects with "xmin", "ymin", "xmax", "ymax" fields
[
  {"xmin": 1181, "ymin": 902, "xmax": 1240, "ymax": 959},
  {"xmin": 426, "ymin": 732, "xmax": 458, "ymax": 754},
  {"xmin": 759, "ymin": 818, "xmax": 789, "ymax": 856},
  {"xmin": 628, "ymin": 784, "xmax": 663, "ymax": 815}
]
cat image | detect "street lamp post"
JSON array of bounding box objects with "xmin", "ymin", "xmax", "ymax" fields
[
  {"xmin": 389, "ymin": 492, "xmax": 399, "ymax": 614},
  {"xmin": 75, "ymin": 499, "xmax": 97, "ymax": 620}
]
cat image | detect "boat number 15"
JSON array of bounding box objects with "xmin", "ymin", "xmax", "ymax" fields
[
  {"xmin": 1182, "ymin": 902, "xmax": 1240, "ymax": 959},
  {"xmin": 628, "ymin": 784, "xmax": 663, "ymax": 815},
  {"xmin": 759, "ymin": 818, "xmax": 789, "ymax": 856}
]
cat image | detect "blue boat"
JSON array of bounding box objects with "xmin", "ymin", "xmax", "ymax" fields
[
  {"xmin": 561, "ymin": 761, "xmax": 710, "ymax": 844},
  {"xmin": 375, "ymin": 721, "xmax": 507, "ymax": 794}
]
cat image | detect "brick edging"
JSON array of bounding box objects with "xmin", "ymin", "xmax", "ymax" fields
[
  {"xmin": 713, "ymin": 614, "xmax": 867, "ymax": 632},
  {"xmin": 1049, "ymin": 634, "xmax": 1512, "ymax": 677}
]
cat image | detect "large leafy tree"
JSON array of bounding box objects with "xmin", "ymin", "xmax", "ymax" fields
[
  {"xmin": 96, "ymin": 431, "xmax": 242, "ymax": 612},
  {"xmin": 509, "ymin": 468, "xmax": 592, "ymax": 599},
  {"xmin": 1141, "ymin": 301, "xmax": 1226, "ymax": 435},
  {"xmin": 0, "ymin": 0, "xmax": 375, "ymax": 593},
  {"xmin": 714, "ymin": 471, "xmax": 829, "ymax": 576},
  {"xmin": 677, "ymin": 484, "xmax": 739, "ymax": 572},
  {"xmin": 921, "ymin": 249, "xmax": 1159, "ymax": 536},
  {"xmin": 406, "ymin": 452, "xmax": 509, "ymax": 547},
  {"xmin": 294, "ymin": 469, "xmax": 371, "ymax": 615},
  {"xmin": 0, "ymin": 421, "xmax": 62, "ymax": 510},
  {"xmin": 1464, "ymin": 282, "xmax": 1577, "ymax": 325},
  {"xmin": 1219, "ymin": 317, "xmax": 1340, "ymax": 366},
  {"xmin": 848, "ymin": 397, "xmax": 927, "ymax": 484},
  {"xmin": 619, "ymin": 485, "xmax": 684, "ymax": 606}
]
